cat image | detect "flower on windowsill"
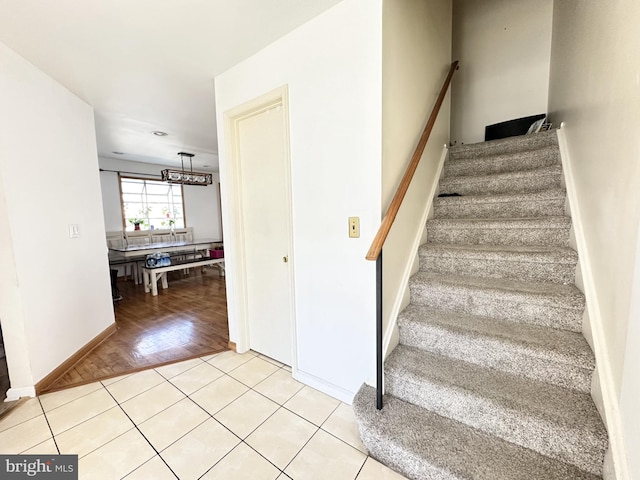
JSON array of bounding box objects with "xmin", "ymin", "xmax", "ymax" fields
[{"xmin": 161, "ymin": 208, "xmax": 177, "ymax": 228}]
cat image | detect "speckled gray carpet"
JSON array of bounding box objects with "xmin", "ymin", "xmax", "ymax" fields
[{"xmin": 353, "ymin": 130, "xmax": 608, "ymax": 480}]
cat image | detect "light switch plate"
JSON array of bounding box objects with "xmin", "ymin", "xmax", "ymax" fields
[{"xmin": 349, "ymin": 217, "xmax": 360, "ymax": 238}]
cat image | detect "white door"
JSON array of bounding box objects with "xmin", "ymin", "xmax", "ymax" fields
[{"xmin": 237, "ymin": 102, "xmax": 293, "ymax": 365}]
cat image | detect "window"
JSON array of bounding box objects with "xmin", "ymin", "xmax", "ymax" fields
[{"xmin": 120, "ymin": 176, "xmax": 185, "ymax": 231}]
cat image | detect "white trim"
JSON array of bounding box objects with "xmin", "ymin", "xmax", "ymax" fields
[
  {"xmin": 5, "ymin": 386, "xmax": 35, "ymax": 401},
  {"xmin": 557, "ymin": 125, "xmax": 630, "ymax": 480},
  {"xmin": 222, "ymin": 85, "xmax": 298, "ymax": 368},
  {"xmin": 382, "ymin": 144, "xmax": 449, "ymax": 356},
  {"xmin": 294, "ymin": 369, "xmax": 355, "ymax": 404}
]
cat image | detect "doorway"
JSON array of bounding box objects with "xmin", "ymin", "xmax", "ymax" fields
[
  {"xmin": 225, "ymin": 86, "xmax": 296, "ymax": 366},
  {"xmin": 41, "ymin": 271, "xmax": 229, "ymax": 392}
]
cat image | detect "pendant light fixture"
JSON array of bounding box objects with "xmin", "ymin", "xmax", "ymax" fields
[{"xmin": 161, "ymin": 152, "xmax": 213, "ymax": 186}]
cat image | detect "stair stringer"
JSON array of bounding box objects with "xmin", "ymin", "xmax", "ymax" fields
[
  {"xmin": 380, "ymin": 144, "xmax": 449, "ymax": 368},
  {"xmin": 557, "ymin": 125, "xmax": 629, "ymax": 480}
]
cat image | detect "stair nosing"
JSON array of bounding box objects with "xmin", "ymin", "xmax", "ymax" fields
[
  {"xmin": 418, "ymin": 243, "xmax": 578, "ymax": 264},
  {"xmin": 427, "ymin": 216, "xmax": 572, "ymax": 228},
  {"xmin": 410, "ymin": 271, "xmax": 583, "ymax": 302},
  {"xmin": 444, "ymin": 145, "xmax": 560, "ymax": 177},
  {"xmin": 440, "ymin": 164, "xmax": 562, "ymax": 184},
  {"xmin": 398, "ymin": 304, "xmax": 594, "ymax": 370},
  {"xmin": 433, "ymin": 188, "xmax": 566, "ymax": 206},
  {"xmin": 354, "ymin": 384, "xmax": 602, "ymax": 480},
  {"xmin": 385, "ymin": 346, "xmax": 604, "ymax": 436}
]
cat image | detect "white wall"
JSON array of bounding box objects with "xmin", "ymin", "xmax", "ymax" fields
[
  {"xmin": 451, "ymin": 0, "xmax": 553, "ymax": 144},
  {"xmin": 381, "ymin": 0, "xmax": 452, "ymax": 353},
  {"xmin": 0, "ymin": 42, "xmax": 115, "ymax": 392},
  {"xmin": 99, "ymin": 156, "xmax": 222, "ymax": 240},
  {"xmin": 621, "ymin": 224, "xmax": 640, "ymax": 479},
  {"xmin": 215, "ymin": 0, "xmax": 382, "ymax": 400},
  {"xmin": 548, "ymin": 1, "xmax": 640, "ymax": 477}
]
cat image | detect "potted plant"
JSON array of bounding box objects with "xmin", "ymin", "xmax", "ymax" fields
[{"xmin": 128, "ymin": 218, "xmax": 145, "ymax": 231}]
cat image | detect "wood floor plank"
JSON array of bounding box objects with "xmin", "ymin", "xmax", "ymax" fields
[{"xmin": 43, "ymin": 268, "xmax": 229, "ymax": 393}]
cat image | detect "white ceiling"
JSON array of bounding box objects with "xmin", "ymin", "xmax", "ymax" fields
[{"xmin": 0, "ymin": 0, "xmax": 343, "ymax": 171}]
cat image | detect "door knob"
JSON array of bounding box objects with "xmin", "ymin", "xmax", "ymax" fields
[{"xmin": 283, "ymin": 256, "xmax": 288, "ymax": 263}]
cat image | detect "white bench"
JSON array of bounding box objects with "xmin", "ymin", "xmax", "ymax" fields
[{"xmin": 142, "ymin": 258, "xmax": 225, "ymax": 296}]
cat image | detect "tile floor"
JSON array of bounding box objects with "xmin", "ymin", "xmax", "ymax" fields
[{"xmin": 0, "ymin": 350, "xmax": 407, "ymax": 480}]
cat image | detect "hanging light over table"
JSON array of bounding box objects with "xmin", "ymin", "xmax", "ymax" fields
[{"xmin": 161, "ymin": 152, "xmax": 213, "ymax": 186}]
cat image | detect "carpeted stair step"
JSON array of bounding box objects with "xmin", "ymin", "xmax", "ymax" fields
[
  {"xmin": 418, "ymin": 243, "xmax": 577, "ymax": 284},
  {"xmin": 397, "ymin": 304, "xmax": 593, "ymax": 392},
  {"xmin": 444, "ymin": 144, "xmax": 559, "ymax": 178},
  {"xmin": 449, "ymin": 130, "xmax": 558, "ymax": 161},
  {"xmin": 353, "ymin": 384, "xmax": 601, "ymax": 480},
  {"xmin": 426, "ymin": 216, "xmax": 571, "ymax": 247},
  {"xmin": 439, "ymin": 165, "xmax": 563, "ymax": 196},
  {"xmin": 409, "ymin": 272, "xmax": 584, "ymax": 332},
  {"xmin": 433, "ymin": 188, "xmax": 566, "ymax": 219},
  {"xmin": 384, "ymin": 346, "xmax": 607, "ymax": 475}
]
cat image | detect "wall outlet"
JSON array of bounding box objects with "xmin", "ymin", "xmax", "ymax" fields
[
  {"xmin": 349, "ymin": 217, "xmax": 360, "ymax": 238},
  {"xmin": 68, "ymin": 224, "xmax": 80, "ymax": 239}
]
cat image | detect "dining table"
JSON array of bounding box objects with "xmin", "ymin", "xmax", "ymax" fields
[
  {"xmin": 108, "ymin": 238, "xmax": 222, "ymax": 258},
  {"xmin": 108, "ymin": 238, "xmax": 223, "ymax": 288}
]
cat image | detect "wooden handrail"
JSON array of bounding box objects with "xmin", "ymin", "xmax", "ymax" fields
[{"xmin": 366, "ymin": 60, "xmax": 459, "ymax": 261}]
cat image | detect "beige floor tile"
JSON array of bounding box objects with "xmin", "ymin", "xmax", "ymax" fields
[
  {"xmin": 200, "ymin": 351, "xmax": 223, "ymax": 362},
  {"xmin": 277, "ymin": 475, "xmax": 293, "ymax": 480},
  {"xmin": 206, "ymin": 350, "xmax": 255, "ymax": 372},
  {"xmin": 78, "ymin": 428, "xmax": 156, "ymax": 480},
  {"xmin": 228, "ymin": 357, "xmax": 280, "ymax": 387},
  {"xmin": 214, "ymin": 390, "xmax": 279, "ymax": 439},
  {"xmin": 254, "ymin": 369, "xmax": 304, "ymax": 405},
  {"xmin": 46, "ymin": 388, "xmax": 118, "ymax": 435},
  {"xmin": 322, "ymin": 403, "xmax": 367, "ymax": 453},
  {"xmin": 55, "ymin": 406, "xmax": 134, "ymax": 457},
  {"xmin": 120, "ymin": 381, "xmax": 185, "ymax": 424},
  {"xmin": 200, "ymin": 442, "xmax": 280, "ymax": 480},
  {"xmin": 190, "ymin": 375, "xmax": 249, "ymax": 415},
  {"xmin": 257, "ymin": 353, "xmax": 285, "ymax": 368},
  {"xmin": 284, "ymin": 386, "xmax": 340, "ymax": 426},
  {"xmin": 356, "ymin": 457, "xmax": 408, "ymax": 479},
  {"xmin": 0, "ymin": 397, "xmax": 43, "ymax": 432},
  {"xmin": 155, "ymin": 357, "xmax": 203, "ymax": 379},
  {"xmin": 246, "ymin": 407, "xmax": 317, "ymax": 469},
  {"xmin": 283, "ymin": 365, "xmax": 292, "ymax": 372},
  {"xmin": 169, "ymin": 361, "xmax": 224, "ymax": 395},
  {"xmin": 0, "ymin": 415, "xmax": 51, "ymax": 453},
  {"xmin": 138, "ymin": 398, "xmax": 209, "ymax": 452},
  {"xmin": 105, "ymin": 369, "xmax": 166, "ymax": 403},
  {"xmin": 40, "ymin": 382, "xmax": 103, "ymax": 412},
  {"xmin": 21, "ymin": 437, "xmax": 59, "ymax": 454},
  {"xmin": 124, "ymin": 455, "xmax": 177, "ymax": 479},
  {"xmin": 285, "ymin": 429, "xmax": 366, "ymax": 480},
  {"xmin": 101, "ymin": 373, "xmax": 133, "ymax": 386},
  {"xmin": 160, "ymin": 418, "xmax": 240, "ymax": 480}
]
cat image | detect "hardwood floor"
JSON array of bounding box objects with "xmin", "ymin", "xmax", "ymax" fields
[{"xmin": 43, "ymin": 267, "xmax": 229, "ymax": 393}]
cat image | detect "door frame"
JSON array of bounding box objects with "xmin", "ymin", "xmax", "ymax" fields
[{"xmin": 223, "ymin": 85, "xmax": 297, "ymax": 367}]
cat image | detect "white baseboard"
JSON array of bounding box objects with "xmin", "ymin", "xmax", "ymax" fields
[
  {"xmin": 293, "ymin": 369, "xmax": 355, "ymax": 405},
  {"xmin": 557, "ymin": 125, "xmax": 630, "ymax": 480},
  {"xmin": 382, "ymin": 144, "xmax": 449, "ymax": 356},
  {"xmin": 5, "ymin": 386, "xmax": 36, "ymax": 401}
]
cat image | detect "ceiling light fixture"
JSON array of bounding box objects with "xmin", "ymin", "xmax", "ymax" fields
[
  {"xmin": 153, "ymin": 131, "xmax": 168, "ymax": 136},
  {"xmin": 161, "ymin": 152, "xmax": 212, "ymax": 186}
]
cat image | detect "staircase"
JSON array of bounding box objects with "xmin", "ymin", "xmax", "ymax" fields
[{"xmin": 353, "ymin": 130, "xmax": 609, "ymax": 480}]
